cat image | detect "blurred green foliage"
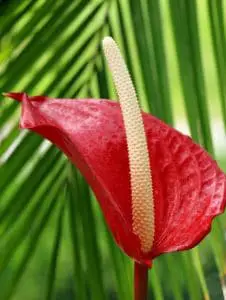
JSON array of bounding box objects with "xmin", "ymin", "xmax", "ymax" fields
[{"xmin": 0, "ymin": 0, "xmax": 225, "ymax": 299}]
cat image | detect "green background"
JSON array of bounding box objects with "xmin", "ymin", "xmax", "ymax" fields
[{"xmin": 0, "ymin": 0, "xmax": 226, "ymax": 299}]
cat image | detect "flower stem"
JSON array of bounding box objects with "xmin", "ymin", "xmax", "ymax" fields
[{"xmin": 134, "ymin": 262, "xmax": 149, "ymax": 300}]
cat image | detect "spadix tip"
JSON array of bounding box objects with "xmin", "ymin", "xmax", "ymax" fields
[{"xmin": 102, "ymin": 36, "xmax": 115, "ymax": 47}]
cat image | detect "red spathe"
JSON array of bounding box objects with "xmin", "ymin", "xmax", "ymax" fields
[{"xmin": 6, "ymin": 92, "xmax": 226, "ymax": 266}]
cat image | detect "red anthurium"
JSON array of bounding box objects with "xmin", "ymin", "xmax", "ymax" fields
[
  {"xmin": 6, "ymin": 92, "xmax": 226, "ymax": 259},
  {"xmin": 4, "ymin": 37, "xmax": 226, "ymax": 300}
]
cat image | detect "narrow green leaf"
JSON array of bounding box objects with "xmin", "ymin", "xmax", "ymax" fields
[
  {"xmin": 168, "ymin": 0, "xmax": 201, "ymax": 143},
  {"xmin": 149, "ymin": 266, "xmax": 164, "ymax": 300},
  {"xmin": 2, "ymin": 181, "xmax": 65, "ymax": 300},
  {"xmin": 0, "ymin": 147, "xmax": 63, "ymax": 234},
  {"xmin": 207, "ymin": 0, "xmax": 226, "ymax": 131},
  {"xmin": 0, "ymin": 1, "xmax": 35, "ymax": 37},
  {"xmin": 45, "ymin": 196, "xmax": 65, "ymax": 300},
  {"xmin": 1, "ymin": 1, "xmax": 104, "ymax": 93},
  {"xmin": 185, "ymin": 0, "xmax": 214, "ymax": 153},
  {"xmin": 67, "ymin": 165, "xmax": 88, "ymax": 300},
  {"xmin": 181, "ymin": 252, "xmax": 202, "ymax": 300},
  {"xmin": 165, "ymin": 255, "xmax": 184, "ymax": 300},
  {"xmin": 68, "ymin": 166, "xmax": 106, "ymax": 300},
  {"xmin": 0, "ymin": 165, "xmax": 66, "ymax": 275},
  {"xmin": 0, "ymin": 133, "xmax": 43, "ymax": 191},
  {"xmin": 191, "ymin": 248, "xmax": 210, "ymax": 300},
  {"xmin": 0, "ymin": 123, "xmax": 20, "ymax": 156}
]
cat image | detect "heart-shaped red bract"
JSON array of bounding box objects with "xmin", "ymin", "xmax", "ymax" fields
[{"xmin": 6, "ymin": 92, "xmax": 226, "ymax": 266}]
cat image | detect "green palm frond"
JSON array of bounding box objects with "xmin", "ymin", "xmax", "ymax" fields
[{"xmin": 0, "ymin": 0, "xmax": 225, "ymax": 299}]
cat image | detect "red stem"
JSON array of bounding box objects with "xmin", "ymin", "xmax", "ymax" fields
[{"xmin": 134, "ymin": 262, "xmax": 149, "ymax": 300}]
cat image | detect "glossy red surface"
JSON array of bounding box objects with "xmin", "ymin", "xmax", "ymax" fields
[{"xmin": 6, "ymin": 92, "xmax": 226, "ymax": 266}]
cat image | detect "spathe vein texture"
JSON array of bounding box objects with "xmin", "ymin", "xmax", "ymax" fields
[{"xmin": 4, "ymin": 91, "xmax": 226, "ymax": 267}]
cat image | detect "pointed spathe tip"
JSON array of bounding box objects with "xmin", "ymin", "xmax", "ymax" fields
[{"xmin": 2, "ymin": 92, "xmax": 25, "ymax": 102}]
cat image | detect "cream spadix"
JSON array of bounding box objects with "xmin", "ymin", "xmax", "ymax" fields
[{"xmin": 102, "ymin": 37, "xmax": 155, "ymax": 253}]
